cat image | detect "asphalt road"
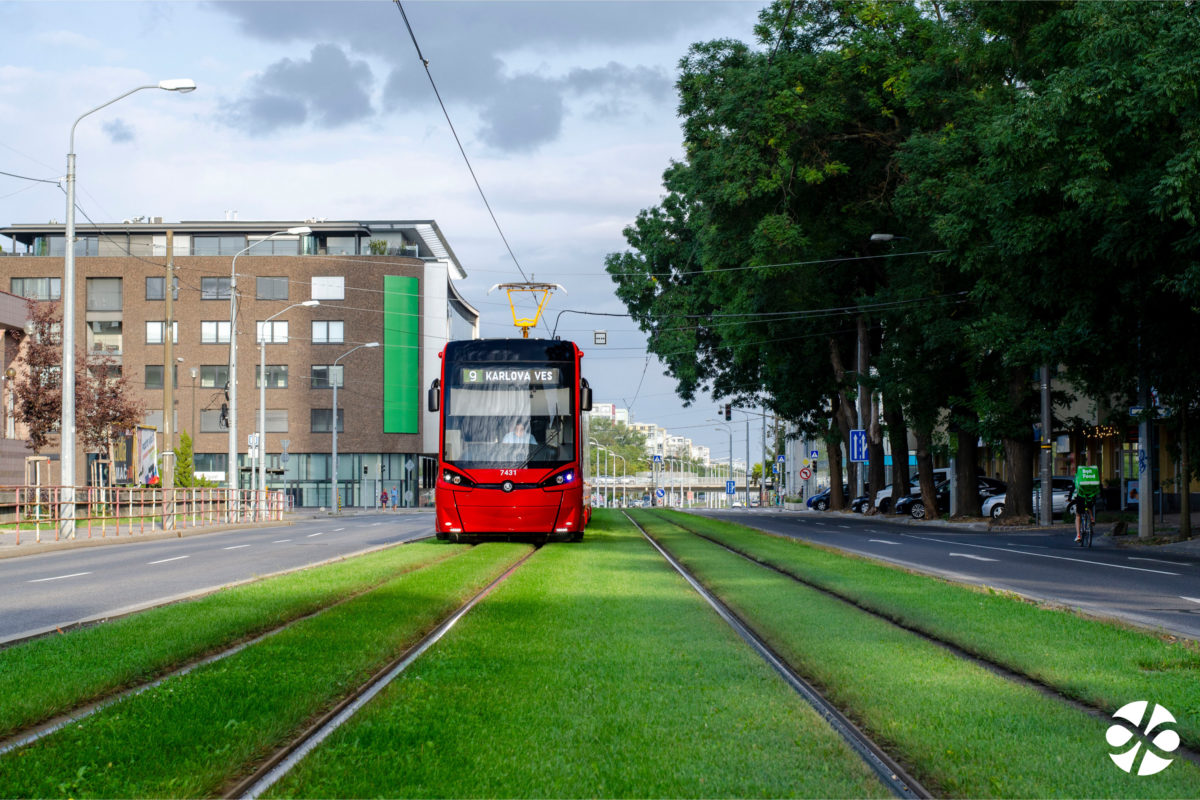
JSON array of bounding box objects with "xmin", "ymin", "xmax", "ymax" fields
[
  {"xmin": 0, "ymin": 512, "xmax": 435, "ymax": 644},
  {"xmin": 693, "ymin": 508, "xmax": 1200, "ymax": 641}
]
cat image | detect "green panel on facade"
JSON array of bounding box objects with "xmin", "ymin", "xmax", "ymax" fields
[{"xmin": 383, "ymin": 275, "xmax": 420, "ymax": 433}]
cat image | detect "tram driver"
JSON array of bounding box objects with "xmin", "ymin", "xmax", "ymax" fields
[{"xmin": 502, "ymin": 420, "xmax": 537, "ymax": 445}]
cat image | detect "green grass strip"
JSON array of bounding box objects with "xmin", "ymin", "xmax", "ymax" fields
[
  {"xmin": 0, "ymin": 540, "xmax": 466, "ymax": 740},
  {"xmin": 0, "ymin": 543, "xmax": 526, "ymax": 799},
  {"xmin": 656, "ymin": 509, "xmax": 1200, "ymax": 750},
  {"xmin": 266, "ymin": 510, "xmax": 889, "ymax": 799},
  {"xmin": 636, "ymin": 511, "xmax": 1200, "ymax": 798}
]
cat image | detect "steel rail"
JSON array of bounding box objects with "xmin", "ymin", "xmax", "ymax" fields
[
  {"xmin": 664, "ymin": 512, "xmax": 1200, "ymax": 770},
  {"xmin": 225, "ymin": 549, "xmax": 535, "ymax": 799},
  {"xmin": 624, "ymin": 511, "xmax": 929, "ymax": 799},
  {"xmin": 0, "ymin": 534, "xmax": 437, "ymax": 756}
]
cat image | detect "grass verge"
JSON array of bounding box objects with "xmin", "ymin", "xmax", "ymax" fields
[
  {"xmin": 656, "ymin": 510, "xmax": 1200, "ymax": 750},
  {"xmin": 0, "ymin": 540, "xmax": 467, "ymax": 740},
  {"xmin": 637, "ymin": 510, "xmax": 1200, "ymax": 797},
  {"xmin": 0, "ymin": 542, "xmax": 529, "ymax": 799},
  {"xmin": 266, "ymin": 510, "xmax": 890, "ymax": 799}
]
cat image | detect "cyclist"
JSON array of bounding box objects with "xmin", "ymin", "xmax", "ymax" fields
[{"xmin": 1070, "ymin": 460, "xmax": 1101, "ymax": 543}]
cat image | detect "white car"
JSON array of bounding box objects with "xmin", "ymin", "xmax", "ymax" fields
[
  {"xmin": 874, "ymin": 468, "xmax": 952, "ymax": 513},
  {"xmin": 983, "ymin": 477, "xmax": 1075, "ymax": 519}
]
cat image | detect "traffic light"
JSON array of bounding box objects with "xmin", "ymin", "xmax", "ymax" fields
[{"xmin": 724, "ymin": 403, "xmax": 732, "ymax": 421}]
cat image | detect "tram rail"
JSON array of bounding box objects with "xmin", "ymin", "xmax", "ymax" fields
[{"xmin": 623, "ymin": 510, "xmax": 930, "ymax": 799}]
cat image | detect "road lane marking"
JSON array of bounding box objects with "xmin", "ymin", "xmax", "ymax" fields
[
  {"xmin": 902, "ymin": 533, "xmax": 1180, "ymax": 575},
  {"xmin": 28, "ymin": 572, "xmax": 92, "ymax": 583},
  {"xmin": 224, "ymin": 544, "xmax": 251, "ymax": 551},
  {"xmin": 307, "ymin": 532, "xmax": 324, "ymax": 538},
  {"xmin": 148, "ymin": 555, "xmax": 189, "ymax": 565},
  {"xmin": 1183, "ymin": 597, "xmax": 1200, "ymax": 605},
  {"xmin": 333, "ymin": 528, "xmax": 345, "ymax": 532},
  {"xmin": 1128, "ymin": 556, "xmax": 1190, "ymax": 567},
  {"xmin": 869, "ymin": 539, "xmax": 901, "ymax": 545},
  {"xmin": 272, "ymin": 539, "xmax": 291, "ymax": 543},
  {"xmin": 838, "ymin": 525, "xmax": 852, "ymax": 529},
  {"xmin": 949, "ymin": 552, "xmax": 998, "ymax": 562}
]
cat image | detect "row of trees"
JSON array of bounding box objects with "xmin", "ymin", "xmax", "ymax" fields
[{"xmin": 606, "ymin": 1, "xmax": 1200, "ymax": 525}]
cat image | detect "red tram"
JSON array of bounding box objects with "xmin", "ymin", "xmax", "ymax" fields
[{"xmin": 428, "ymin": 338, "xmax": 592, "ymax": 541}]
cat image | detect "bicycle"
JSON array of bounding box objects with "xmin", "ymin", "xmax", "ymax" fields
[{"xmin": 1075, "ymin": 498, "xmax": 1096, "ymax": 547}]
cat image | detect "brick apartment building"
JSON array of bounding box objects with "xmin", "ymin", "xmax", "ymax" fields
[{"xmin": 0, "ymin": 219, "xmax": 478, "ymax": 508}]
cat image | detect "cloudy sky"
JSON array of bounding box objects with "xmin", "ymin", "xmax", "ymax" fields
[{"xmin": 0, "ymin": 0, "xmax": 772, "ymax": 461}]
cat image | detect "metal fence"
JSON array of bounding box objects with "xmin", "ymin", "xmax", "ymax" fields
[{"xmin": 0, "ymin": 486, "xmax": 286, "ymax": 545}]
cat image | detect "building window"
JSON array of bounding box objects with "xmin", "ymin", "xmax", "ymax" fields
[
  {"xmin": 192, "ymin": 235, "xmax": 246, "ymax": 256},
  {"xmin": 145, "ymin": 276, "xmax": 179, "ymax": 301},
  {"xmin": 256, "ymin": 320, "xmax": 288, "ymax": 344},
  {"xmin": 310, "ymin": 365, "xmax": 344, "ymax": 389},
  {"xmin": 312, "ymin": 276, "xmax": 345, "ymax": 300},
  {"xmin": 87, "ymin": 320, "xmax": 122, "ymax": 354},
  {"xmin": 311, "ymin": 408, "xmax": 344, "ymax": 433},
  {"xmin": 256, "ymin": 365, "xmax": 289, "ymax": 388},
  {"xmin": 256, "ymin": 276, "xmax": 288, "ymax": 300},
  {"xmin": 200, "ymin": 365, "xmax": 229, "ymax": 388},
  {"xmin": 248, "ymin": 238, "xmax": 300, "ymax": 256},
  {"xmin": 195, "ymin": 452, "xmax": 228, "ymax": 471},
  {"xmin": 10, "ymin": 277, "xmax": 61, "ymax": 300},
  {"xmin": 144, "ymin": 365, "xmax": 179, "ymax": 390},
  {"xmin": 265, "ymin": 410, "xmax": 288, "ymax": 433},
  {"xmin": 201, "ymin": 277, "xmax": 232, "ymax": 300},
  {"xmin": 86, "ymin": 277, "xmax": 122, "ymax": 311},
  {"xmin": 201, "ymin": 321, "xmax": 231, "ymax": 344},
  {"xmin": 311, "ymin": 320, "xmax": 344, "ymax": 344},
  {"xmin": 324, "ymin": 237, "xmax": 357, "ymax": 256},
  {"xmin": 145, "ymin": 321, "xmax": 178, "ymax": 345}
]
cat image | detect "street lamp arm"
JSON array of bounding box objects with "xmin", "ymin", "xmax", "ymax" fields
[{"xmin": 69, "ymin": 80, "xmax": 197, "ymax": 153}]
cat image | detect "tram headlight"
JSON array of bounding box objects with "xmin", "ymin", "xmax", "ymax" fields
[
  {"xmin": 541, "ymin": 469, "xmax": 574, "ymax": 488},
  {"xmin": 441, "ymin": 469, "xmax": 474, "ymax": 488}
]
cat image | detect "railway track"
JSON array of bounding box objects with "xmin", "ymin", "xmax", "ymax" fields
[
  {"xmin": 223, "ymin": 550, "xmax": 533, "ymax": 798},
  {"xmin": 0, "ymin": 538, "xmax": 447, "ymax": 758},
  {"xmin": 623, "ymin": 510, "xmax": 930, "ymax": 799},
  {"xmin": 644, "ymin": 510, "xmax": 1200, "ymax": 772}
]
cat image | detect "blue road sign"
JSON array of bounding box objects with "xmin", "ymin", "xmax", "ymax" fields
[
  {"xmin": 810, "ymin": 449, "xmax": 820, "ymax": 460},
  {"xmin": 652, "ymin": 454, "xmax": 663, "ymax": 463},
  {"xmin": 776, "ymin": 454, "xmax": 785, "ymax": 463},
  {"xmin": 725, "ymin": 480, "xmax": 736, "ymax": 495},
  {"xmin": 656, "ymin": 488, "xmax": 666, "ymax": 498},
  {"xmin": 849, "ymin": 429, "xmax": 868, "ymax": 463}
]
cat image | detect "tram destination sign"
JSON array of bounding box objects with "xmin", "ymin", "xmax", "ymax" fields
[{"xmin": 462, "ymin": 367, "xmax": 561, "ymax": 384}]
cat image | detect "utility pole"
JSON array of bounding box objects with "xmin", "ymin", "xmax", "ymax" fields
[
  {"xmin": 1040, "ymin": 364, "xmax": 1052, "ymax": 525},
  {"xmin": 162, "ymin": 230, "xmax": 176, "ymax": 531}
]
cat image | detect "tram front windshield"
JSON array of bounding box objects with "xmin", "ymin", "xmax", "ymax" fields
[{"xmin": 443, "ymin": 364, "xmax": 574, "ymax": 469}]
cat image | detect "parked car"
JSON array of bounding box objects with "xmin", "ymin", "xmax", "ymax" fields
[
  {"xmin": 982, "ymin": 477, "xmax": 1074, "ymax": 520},
  {"xmin": 895, "ymin": 477, "xmax": 1008, "ymax": 519},
  {"xmin": 874, "ymin": 469, "xmax": 953, "ymax": 513},
  {"xmin": 806, "ymin": 485, "xmax": 850, "ymax": 511},
  {"xmin": 850, "ymin": 494, "xmax": 872, "ymax": 513}
]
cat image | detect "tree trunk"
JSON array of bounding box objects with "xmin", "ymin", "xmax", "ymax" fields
[
  {"xmin": 867, "ymin": 391, "xmax": 886, "ymax": 512},
  {"xmin": 826, "ymin": 410, "xmax": 845, "ymax": 510},
  {"xmin": 1002, "ymin": 437, "xmax": 1035, "ymax": 521},
  {"xmin": 884, "ymin": 395, "xmax": 910, "ymax": 499},
  {"xmin": 913, "ymin": 423, "xmax": 939, "ymax": 518},
  {"xmin": 1180, "ymin": 404, "xmax": 1191, "ymax": 539},
  {"xmin": 829, "ymin": 339, "xmax": 858, "ymax": 509},
  {"xmin": 954, "ymin": 413, "xmax": 982, "ymax": 517}
]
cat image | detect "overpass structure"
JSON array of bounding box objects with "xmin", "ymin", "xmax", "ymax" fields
[{"xmin": 588, "ymin": 473, "xmax": 764, "ymax": 509}]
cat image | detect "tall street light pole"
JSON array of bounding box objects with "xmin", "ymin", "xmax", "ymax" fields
[
  {"xmin": 60, "ymin": 78, "xmax": 195, "ymax": 539},
  {"xmin": 330, "ymin": 342, "xmax": 379, "ymax": 514},
  {"xmin": 710, "ymin": 420, "xmax": 734, "ymax": 508},
  {"xmin": 227, "ymin": 226, "xmax": 310, "ymax": 515},
  {"xmin": 258, "ymin": 299, "xmax": 318, "ymax": 515}
]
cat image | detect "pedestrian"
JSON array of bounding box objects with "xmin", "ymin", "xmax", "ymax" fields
[
  {"xmin": 390, "ymin": 485, "xmax": 398, "ymax": 510},
  {"xmin": 380, "ymin": 489, "xmax": 389, "ymax": 509}
]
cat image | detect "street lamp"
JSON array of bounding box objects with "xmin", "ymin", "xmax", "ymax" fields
[
  {"xmin": 190, "ymin": 367, "xmax": 198, "ymax": 443},
  {"xmin": 59, "ymin": 78, "xmax": 196, "ymax": 539},
  {"xmin": 330, "ymin": 342, "xmax": 380, "ymax": 514},
  {"xmin": 258, "ymin": 299, "xmax": 319, "ymax": 514},
  {"xmin": 710, "ymin": 419, "xmax": 734, "ymax": 507},
  {"xmin": 610, "ymin": 452, "xmax": 626, "ymax": 508},
  {"xmin": 227, "ymin": 226, "xmax": 311, "ymax": 511}
]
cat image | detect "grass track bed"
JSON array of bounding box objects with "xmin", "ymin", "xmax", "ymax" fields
[
  {"xmin": 0, "ymin": 543, "xmax": 529, "ymax": 798},
  {"xmin": 659, "ymin": 510, "xmax": 1200, "ymax": 749},
  {"xmin": 636, "ymin": 511, "xmax": 1200, "ymax": 797},
  {"xmin": 266, "ymin": 510, "xmax": 889, "ymax": 799},
  {"xmin": 0, "ymin": 540, "xmax": 468, "ymax": 741}
]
